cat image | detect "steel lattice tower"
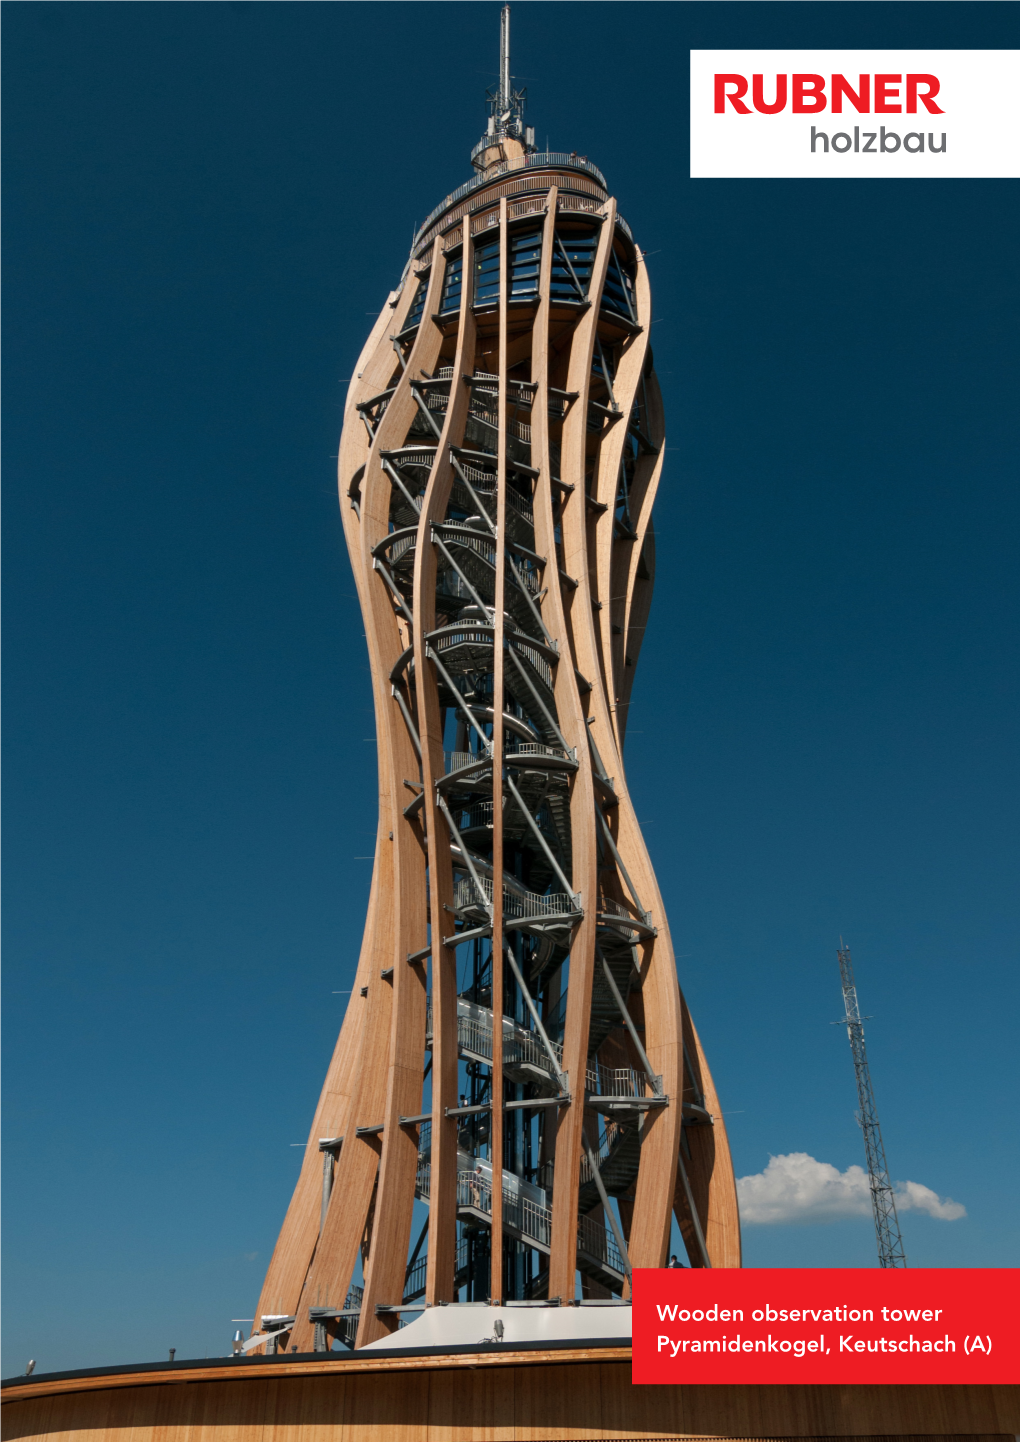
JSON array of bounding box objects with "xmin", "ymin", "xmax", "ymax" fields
[
  {"xmin": 836, "ymin": 943, "xmax": 907, "ymax": 1268},
  {"xmin": 249, "ymin": 7, "xmax": 740, "ymax": 1355}
]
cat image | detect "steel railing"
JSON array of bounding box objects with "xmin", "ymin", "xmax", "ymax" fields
[
  {"xmin": 455, "ymin": 465, "xmax": 534, "ymax": 523},
  {"xmin": 457, "ymin": 799, "xmax": 498, "ymax": 830},
  {"xmin": 388, "ymin": 531, "xmax": 417, "ymax": 563},
  {"xmin": 412, "ymin": 153, "xmax": 609, "ymax": 253},
  {"xmin": 508, "ymin": 199, "xmax": 548, "ymax": 222},
  {"xmin": 471, "ymin": 210, "xmax": 500, "ymax": 237},
  {"xmin": 585, "ymin": 1063, "xmax": 644, "ymax": 1097},
  {"xmin": 431, "ymin": 628, "xmax": 553, "ymax": 687},
  {"xmin": 598, "ymin": 893, "xmax": 652, "ymax": 928},
  {"xmin": 577, "ymin": 1210, "xmax": 627, "ymax": 1276},
  {"xmin": 403, "ymin": 1239, "xmax": 468, "ymax": 1303},
  {"xmin": 425, "ymin": 996, "xmax": 564, "ymax": 1079},
  {"xmin": 386, "ymin": 447, "xmax": 437, "ymax": 467},
  {"xmin": 445, "ymin": 750, "xmax": 489, "ymax": 774},
  {"xmin": 453, "ymin": 873, "xmax": 576, "ymax": 921},
  {"xmin": 415, "ymin": 1120, "xmax": 624, "ymax": 1282},
  {"xmin": 467, "ymin": 408, "xmax": 532, "ymax": 445},
  {"xmin": 510, "ymin": 635, "xmax": 553, "ymax": 688},
  {"xmin": 558, "ymin": 196, "xmax": 604, "ymax": 217},
  {"xmin": 580, "ymin": 1117, "xmax": 625, "ymax": 1181},
  {"xmin": 506, "ymin": 740, "xmax": 575, "ymax": 763},
  {"xmin": 456, "ymin": 1171, "xmax": 626, "ymax": 1280},
  {"xmin": 440, "ymin": 529, "xmax": 541, "ymax": 595},
  {"xmin": 457, "ymin": 1171, "xmax": 553, "ymax": 1251}
]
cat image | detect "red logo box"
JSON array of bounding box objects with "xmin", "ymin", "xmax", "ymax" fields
[{"xmin": 632, "ymin": 1268, "xmax": 1019, "ymax": 1384}]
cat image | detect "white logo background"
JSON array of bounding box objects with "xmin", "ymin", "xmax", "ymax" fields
[{"xmin": 690, "ymin": 50, "xmax": 1019, "ymax": 178}]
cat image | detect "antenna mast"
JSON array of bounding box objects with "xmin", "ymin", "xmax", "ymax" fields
[
  {"xmin": 836, "ymin": 942, "xmax": 907, "ymax": 1268},
  {"xmin": 471, "ymin": 4, "xmax": 535, "ymax": 170},
  {"xmin": 500, "ymin": 3, "xmax": 511, "ymax": 114}
]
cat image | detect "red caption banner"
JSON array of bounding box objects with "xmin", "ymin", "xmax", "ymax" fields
[{"xmin": 632, "ymin": 1268, "xmax": 1019, "ymax": 1384}]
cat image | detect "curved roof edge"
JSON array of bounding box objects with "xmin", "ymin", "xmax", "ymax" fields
[{"xmin": 411, "ymin": 152, "xmax": 608, "ymax": 254}]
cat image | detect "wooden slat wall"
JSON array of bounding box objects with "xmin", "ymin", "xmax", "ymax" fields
[{"xmin": 4, "ymin": 1365, "xmax": 1017, "ymax": 1442}]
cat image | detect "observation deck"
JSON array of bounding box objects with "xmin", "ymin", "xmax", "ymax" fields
[{"xmin": 410, "ymin": 150, "xmax": 623, "ymax": 262}]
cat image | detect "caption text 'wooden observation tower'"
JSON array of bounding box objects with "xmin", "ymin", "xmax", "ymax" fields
[{"xmin": 253, "ymin": 5, "xmax": 740, "ymax": 1356}]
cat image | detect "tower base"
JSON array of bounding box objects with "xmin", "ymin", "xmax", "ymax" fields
[{"xmin": 3, "ymin": 1346, "xmax": 1017, "ymax": 1441}]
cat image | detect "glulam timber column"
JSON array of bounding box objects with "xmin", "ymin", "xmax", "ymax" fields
[
  {"xmin": 251, "ymin": 147, "xmax": 739, "ymax": 1356},
  {"xmin": 417, "ymin": 224, "xmax": 477, "ymax": 1310}
]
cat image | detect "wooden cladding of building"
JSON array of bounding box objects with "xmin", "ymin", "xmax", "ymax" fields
[{"xmin": 3, "ymin": 1353, "xmax": 1018, "ymax": 1442}]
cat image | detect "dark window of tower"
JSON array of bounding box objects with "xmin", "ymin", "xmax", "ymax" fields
[
  {"xmin": 600, "ymin": 248, "xmax": 637, "ymax": 322},
  {"xmin": 440, "ymin": 252, "xmax": 463, "ymax": 315},
  {"xmin": 404, "ymin": 274, "xmax": 429, "ymax": 332},
  {"xmin": 550, "ymin": 227, "xmax": 598, "ymax": 301},
  {"xmin": 509, "ymin": 229, "xmax": 542, "ymax": 298},
  {"xmin": 473, "ymin": 237, "xmax": 501, "ymax": 307}
]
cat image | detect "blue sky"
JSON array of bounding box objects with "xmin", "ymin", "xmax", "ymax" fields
[{"xmin": 3, "ymin": 1, "xmax": 1018, "ymax": 1375}]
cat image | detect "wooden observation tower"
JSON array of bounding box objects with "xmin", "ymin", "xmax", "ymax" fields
[
  {"xmin": 250, "ymin": 1, "xmax": 740, "ymax": 1359},
  {"xmin": 4, "ymin": 12, "xmax": 1017, "ymax": 1440}
]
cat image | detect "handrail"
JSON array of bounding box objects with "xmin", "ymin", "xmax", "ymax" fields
[
  {"xmin": 416, "ymin": 1118, "xmax": 625, "ymax": 1284},
  {"xmin": 585, "ymin": 1063, "xmax": 645, "ymax": 1098},
  {"xmin": 457, "ymin": 1170, "xmax": 553, "ymax": 1250},
  {"xmin": 505, "ymin": 739, "xmax": 575, "ymax": 763},
  {"xmin": 387, "ymin": 531, "xmax": 418, "ymax": 563},
  {"xmin": 453, "ymin": 873, "xmax": 578, "ymax": 921},
  {"xmin": 579, "ymin": 1113, "xmax": 638, "ymax": 1184},
  {"xmin": 466, "ymin": 407, "xmax": 533, "ymax": 446},
  {"xmin": 598, "ymin": 894, "xmax": 640, "ymax": 922},
  {"xmin": 412, "ymin": 153, "xmax": 609, "ymax": 253},
  {"xmin": 379, "ymin": 446, "xmax": 437, "ymax": 464},
  {"xmin": 444, "ymin": 742, "xmax": 574, "ymax": 775},
  {"xmin": 454, "ymin": 464, "xmax": 534, "ymax": 522},
  {"xmin": 425, "ymin": 995, "xmax": 565, "ymax": 1079},
  {"xmin": 454, "ymin": 1170, "xmax": 626, "ymax": 1280},
  {"xmin": 404, "ymin": 1239, "xmax": 468, "ymax": 1303},
  {"xmin": 429, "ymin": 625, "xmax": 556, "ymax": 687},
  {"xmin": 413, "ymin": 174, "xmax": 606, "ymax": 261},
  {"xmin": 437, "ymin": 528, "xmax": 541, "ymax": 595},
  {"xmin": 577, "ymin": 1210, "xmax": 627, "ymax": 1277},
  {"xmin": 445, "ymin": 749, "xmax": 490, "ymax": 775}
]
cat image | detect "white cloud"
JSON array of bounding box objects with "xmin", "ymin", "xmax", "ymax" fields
[
  {"xmin": 894, "ymin": 1179, "xmax": 966, "ymax": 1221},
  {"xmin": 736, "ymin": 1152, "xmax": 966, "ymax": 1225}
]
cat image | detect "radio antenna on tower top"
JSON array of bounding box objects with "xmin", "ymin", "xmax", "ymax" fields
[
  {"xmin": 499, "ymin": 3, "xmax": 511, "ymax": 113},
  {"xmin": 836, "ymin": 941, "xmax": 907, "ymax": 1268},
  {"xmin": 472, "ymin": 4, "xmax": 535, "ymax": 169}
]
